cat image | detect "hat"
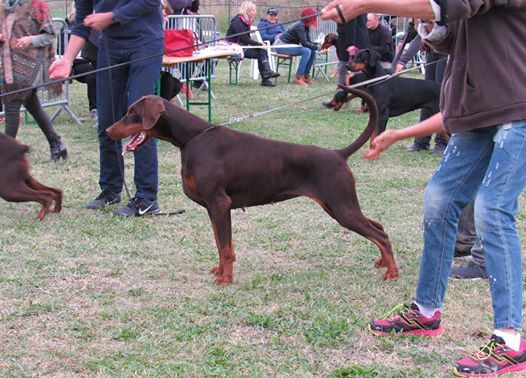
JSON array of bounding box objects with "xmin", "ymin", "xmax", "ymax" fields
[{"xmin": 267, "ymin": 7, "xmax": 279, "ymax": 15}]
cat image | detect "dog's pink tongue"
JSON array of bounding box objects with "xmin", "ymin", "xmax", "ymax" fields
[{"xmin": 122, "ymin": 132, "xmax": 146, "ymax": 155}]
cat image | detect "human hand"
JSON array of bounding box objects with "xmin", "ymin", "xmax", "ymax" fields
[
  {"xmin": 346, "ymin": 45, "xmax": 358, "ymax": 57},
  {"xmin": 49, "ymin": 58, "xmax": 73, "ymax": 80},
  {"xmin": 394, "ymin": 63, "xmax": 404, "ymax": 73},
  {"xmin": 363, "ymin": 130, "xmax": 399, "ymax": 160},
  {"xmin": 84, "ymin": 12, "xmax": 114, "ymax": 31},
  {"xmin": 321, "ymin": 1, "xmax": 360, "ymax": 23},
  {"xmin": 13, "ymin": 36, "xmax": 32, "ymax": 49}
]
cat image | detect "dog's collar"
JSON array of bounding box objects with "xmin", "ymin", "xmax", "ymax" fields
[{"xmin": 198, "ymin": 125, "xmax": 217, "ymax": 136}]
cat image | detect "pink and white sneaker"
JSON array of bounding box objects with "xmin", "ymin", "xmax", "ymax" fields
[
  {"xmin": 369, "ymin": 303, "xmax": 444, "ymax": 336},
  {"xmin": 453, "ymin": 334, "xmax": 526, "ymax": 377}
]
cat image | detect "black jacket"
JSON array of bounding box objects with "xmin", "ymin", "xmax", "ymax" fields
[
  {"xmin": 277, "ymin": 21, "xmax": 319, "ymax": 50},
  {"xmin": 226, "ymin": 14, "xmax": 261, "ymax": 46},
  {"xmin": 336, "ymin": 15, "xmax": 370, "ymax": 62}
]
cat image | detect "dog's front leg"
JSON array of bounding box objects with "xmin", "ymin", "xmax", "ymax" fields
[{"xmin": 207, "ymin": 196, "xmax": 236, "ymax": 285}]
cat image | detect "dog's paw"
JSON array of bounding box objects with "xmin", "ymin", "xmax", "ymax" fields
[
  {"xmin": 383, "ymin": 269, "xmax": 399, "ymax": 281},
  {"xmin": 374, "ymin": 257, "xmax": 386, "ymax": 268},
  {"xmin": 210, "ymin": 266, "xmax": 222, "ymax": 276},
  {"xmin": 214, "ymin": 275, "xmax": 233, "ymax": 285}
]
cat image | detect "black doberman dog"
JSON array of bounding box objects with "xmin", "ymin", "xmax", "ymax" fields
[
  {"xmin": 330, "ymin": 49, "xmax": 445, "ymax": 141},
  {"xmin": 106, "ymin": 88, "xmax": 399, "ymax": 285},
  {"xmin": 0, "ymin": 133, "xmax": 62, "ymax": 220}
]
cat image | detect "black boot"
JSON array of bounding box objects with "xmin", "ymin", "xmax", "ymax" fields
[
  {"xmin": 258, "ymin": 58, "xmax": 280, "ymax": 79},
  {"xmin": 49, "ymin": 135, "xmax": 68, "ymax": 162}
]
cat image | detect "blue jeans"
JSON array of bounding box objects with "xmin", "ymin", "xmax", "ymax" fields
[
  {"xmin": 275, "ymin": 46, "xmax": 315, "ymax": 76},
  {"xmin": 96, "ymin": 38, "xmax": 163, "ymax": 201},
  {"xmin": 415, "ymin": 120, "xmax": 526, "ymax": 330}
]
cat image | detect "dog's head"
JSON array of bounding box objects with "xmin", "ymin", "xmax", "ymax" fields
[
  {"xmin": 329, "ymin": 84, "xmax": 359, "ymax": 111},
  {"xmin": 321, "ymin": 32, "xmax": 338, "ymax": 50},
  {"xmin": 106, "ymin": 95, "xmax": 165, "ymax": 153},
  {"xmin": 348, "ymin": 49, "xmax": 381, "ymax": 75}
]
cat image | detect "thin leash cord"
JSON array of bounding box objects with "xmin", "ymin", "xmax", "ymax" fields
[
  {"xmin": 219, "ymin": 57, "xmax": 446, "ymax": 126},
  {"xmin": 102, "ymin": 36, "xmax": 131, "ymax": 201}
]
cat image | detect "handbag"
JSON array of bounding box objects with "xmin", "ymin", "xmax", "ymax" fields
[{"xmin": 164, "ymin": 29, "xmax": 198, "ymax": 57}]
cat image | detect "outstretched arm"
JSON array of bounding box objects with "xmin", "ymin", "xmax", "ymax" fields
[
  {"xmin": 321, "ymin": 0, "xmax": 435, "ymax": 23},
  {"xmin": 364, "ymin": 112, "xmax": 444, "ymax": 160}
]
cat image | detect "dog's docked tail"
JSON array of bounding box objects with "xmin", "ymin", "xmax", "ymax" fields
[{"xmin": 335, "ymin": 86, "xmax": 379, "ymax": 159}]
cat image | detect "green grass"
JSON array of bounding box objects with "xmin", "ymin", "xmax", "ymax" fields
[{"xmin": 1, "ymin": 62, "xmax": 524, "ymax": 377}]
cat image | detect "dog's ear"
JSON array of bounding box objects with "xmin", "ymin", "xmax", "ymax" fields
[
  {"xmin": 367, "ymin": 49, "xmax": 381, "ymax": 68},
  {"xmin": 142, "ymin": 96, "xmax": 166, "ymax": 130}
]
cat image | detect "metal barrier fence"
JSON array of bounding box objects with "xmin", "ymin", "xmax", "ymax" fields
[
  {"xmin": 0, "ymin": 18, "xmax": 82, "ymax": 125},
  {"xmin": 164, "ymin": 14, "xmax": 218, "ymax": 92}
]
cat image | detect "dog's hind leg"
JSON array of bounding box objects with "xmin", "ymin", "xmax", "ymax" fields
[
  {"xmin": 206, "ymin": 194, "xmax": 236, "ymax": 285},
  {"xmin": 313, "ymin": 181, "xmax": 399, "ymax": 280},
  {"xmin": 25, "ymin": 174, "xmax": 63, "ymax": 213},
  {"xmin": 0, "ymin": 184, "xmax": 55, "ymax": 220}
]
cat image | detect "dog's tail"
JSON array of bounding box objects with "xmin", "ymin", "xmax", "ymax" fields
[{"xmin": 335, "ymin": 86, "xmax": 379, "ymax": 159}]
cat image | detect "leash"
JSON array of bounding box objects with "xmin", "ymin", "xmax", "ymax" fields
[
  {"xmin": 102, "ymin": 35, "xmax": 132, "ymax": 201},
  {"xmin": 0, "ymin": 12, "xmax": 326, "ymax": 100},
  {"xmin": 218, "ymin": 60, "xmax": 440, "ymax": 126}
]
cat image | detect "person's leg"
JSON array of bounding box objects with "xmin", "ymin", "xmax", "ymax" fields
[
  {"xmin": 95, "ymin": 40, "xmax": 127, "ymax": 195},
  {"xmin": 415, "ymin": 127, "xmax": 496, "ymax": 308},
  {"xmin": 453, "ymin": 120, "xmax": 526, "ymax": 377},
  {"xmin": 126, "ymin": 39, "xmax": 163, "ymax": 202},
  {"xmin": 455, "ymin": 201, "xmax": 477, "ymax": 257},
  {"xmin": 303, "ymin": 48, "xmax": 316, "ymax": 75},
  {"xmin": 3, "ymin": 96, "xmax": 24, "ymax": 138},
  {"xmin": 23, "ymin": 90, "xmax": 67, "ymax": 161},
  {"xmin": 23, "ymin": 90, "xmax": 58, "ymax": 141},
  {"xmin": 369, "ymin": 129, "xmax": 496, "ymax": 336},
  {"xmin": 475, "ymin": 120, "xmax": 526, "ymax": 331}
]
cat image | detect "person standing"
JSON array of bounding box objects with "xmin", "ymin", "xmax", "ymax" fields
[
  {"xmin": 366, "ymin": 13, "xmax": 393, "ymax": 68},
  {"xmin": 324, "ymin": 0, "xmax": 526, "ymax": 376},
  {"xmin": 321, "ymin": 15, "xmax": 369, "ymax": 108},
  {"xmin": 49, "ymin": 0, "xmax": 164, "ymax": 216},
  {"xmin": 256, "ymin": 7, "xmax": 285, "ymax": 45},
  {"xmin": 0, "ymin": 0, "xmax": 67, "ymax": 162}
]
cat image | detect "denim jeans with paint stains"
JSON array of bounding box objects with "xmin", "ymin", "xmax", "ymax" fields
[{"xmin": 414, "ymin": 119, "xmax": 526, "ymax": 330}]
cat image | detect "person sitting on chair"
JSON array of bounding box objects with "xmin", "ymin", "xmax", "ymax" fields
[
  {"xmin": 273, "ymin": 7, "xmax": 321, "ymax": 86},
  {"xmin": 226, "ymin": 1, "xmax": 280, "ymax": 87},
  {"xmin": 256, "ymin": 7, "xmax": 285, "ymax": 44}
]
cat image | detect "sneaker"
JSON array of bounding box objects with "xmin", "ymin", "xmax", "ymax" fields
[
  {"xmin": 406, "ymin": 143, "xmax": 430, "ymax": 152},
  {"xmin": 261, "ymin": 78, "xmax": 276, "ymax": 87},
  {"xmin": 450, "ymin": 261, "xmax": 488, "ymax": 280},
  {"xmin": 113, "ymin": 197, "xmax": 161, "ymax": 217},
  {"xmin": 369, "ymin": 303, "xmax": 444, "ymax": 336},
  {"xmin": 453, "ymin": 334, "xmax": 526, "ymax": 377},
  {"xmin": 86, "ymin": 189, "xmax": 121, "ymax": 210}
]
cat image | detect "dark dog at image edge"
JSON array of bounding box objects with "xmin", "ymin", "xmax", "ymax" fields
[
  {"xmin": 106, "ymin": 89, "xmax": 399, "ymax": 284},
  {"xmin": 0, "ymin": 133, "xmax": 62, "ymax": 220}
]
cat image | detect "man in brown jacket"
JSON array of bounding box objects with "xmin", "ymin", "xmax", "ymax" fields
[{"xmin": 323, "ymin": 0, "xmax": 526, "ymax": 376}]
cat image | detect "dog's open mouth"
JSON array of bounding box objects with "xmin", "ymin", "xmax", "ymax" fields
[{"xmin": 123, "ymin": 131, "xmax": 147, "ymax": 154}]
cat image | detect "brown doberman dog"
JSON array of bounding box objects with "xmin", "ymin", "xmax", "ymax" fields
[
  {"xmin": 0, "ymin": 133, "xmax": 62, "ymax": 220},
  {"xmin": 321, "ymin": 32, "xmax": 339, "ymax": 51},
  {"xmin": 106, "ymin": 88, "xmax": 399, "ymax": 285}
]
